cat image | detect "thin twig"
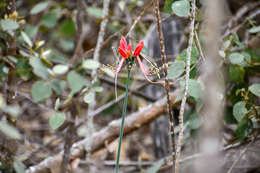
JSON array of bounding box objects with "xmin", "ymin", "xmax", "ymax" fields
[
  {"xmin": 175, "ymin": 0, "xmax": 196, "ymax": 172},
  {"xmin": 87, "ymin": 0, "xmax": 110, "ymax": 160},
  {"xmin": 70, "ymin": 0, "xmax": 85, "ymax": 64},
  {"xmin": 227, "ymin": 138, "xmax": 256, "ymax": 173},
  {"xmin": 194, "ymin": 29, "xmax": 205, "ymax": 61},
  {"xmin": 153, "ymin": 0, "xmax": 176, "ymax": 171},
  {"xmin": 60, "ymin": 1, "xmax": 85, "ymax": 172},
  {"xmin": 125, "ymin": 1, "xmax": 152, "ymax": 38}
]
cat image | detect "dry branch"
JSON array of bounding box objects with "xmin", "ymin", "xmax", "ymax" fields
[
  {"xmin": 153, "ymin": 0, "xmax": 176, "ymax": 171},
  {"xmin": 175, "ymin": 0, "xmax": 196, "ymax": 172},
  {"xmin": 26, "ymin": 90, "xmax": 181, "ymax": 173}
]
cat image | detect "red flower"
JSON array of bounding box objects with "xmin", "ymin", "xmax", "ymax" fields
[{"xmin": 115, "ymin": 36, "xmax": 151, "ymax": 98}]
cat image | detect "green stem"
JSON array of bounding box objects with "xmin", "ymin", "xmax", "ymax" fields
[{"xmin": 115, "ymin": 69, "xmax": 131, "ymax": 173}]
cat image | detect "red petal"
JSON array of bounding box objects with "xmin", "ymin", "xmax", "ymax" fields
[
  {"xmin": 128, "ymin": 44, "xmax": 132, "ymax": 52},
  {"xmin": 120, "ymin": 36, "xmax": 128, "ymax": 51},
  {"xmin": 137, "ymin": 56, "xmax": 154, "ymax": 83},
  {"xmin": 136, "ymin": 55, "xmax": 149, "ymax": 75},
  {"xmin": 118, "ymin": 47, "xmax": 128, "ymax": 58},
  {"xmin": 133, "ymin": 40, "xmax": 144, "ymax": 56}
]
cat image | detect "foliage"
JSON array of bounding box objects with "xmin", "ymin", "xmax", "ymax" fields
[{"xmin": 0, "ymin": 0, "xmax": 259, "ymax": 172}]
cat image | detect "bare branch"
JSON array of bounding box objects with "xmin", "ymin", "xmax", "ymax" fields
[
  {"xmin": 175, "ymin": 1, "xmax": 196, "ymax": 172},
  {"xmin": 153, "ymin": 0, "xmax": 176, "ymax": 171}
]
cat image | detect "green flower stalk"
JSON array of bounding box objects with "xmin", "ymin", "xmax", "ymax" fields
[
  {"xmin": 115, "ymin": 69, "xmax": 130, "ymax": 173},
  {"xmin": 115, "ymin": 36, "xmax": 149, "ymax": 173}
]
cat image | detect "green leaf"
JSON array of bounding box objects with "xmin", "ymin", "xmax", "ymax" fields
[
  {"xmin": 188, "ymin": 112, "xmax": 202, "ymax": 129},
  {"xmin": 50, "ymin": 79, "xmax": 66, "ymax": 95},
  {"xmin": 59, "ymin": 39, "xmax": 74, "ymax": 52},
  {"xmin": 84, "ymin": 91, "xmax": 95, "ymax": 104},
  {"xmin": 103, "ymin": 67, "xmax": 115, "ymax": 78},
  {"xmin": 168, "ymin": 61, "xmax": 185, "ymax": 80},
  {"xmin": 93, "ymin": 86, "xmax": 103, "ymax": 92},
  {"xmin": 32, "ymin": 81, "xmax": 52, "ymax": 102},
  {"xmin": 49, "ymin": 112, "xmax": 66, "ymax": 130},
  {"xmin": 16, "ymin": 58, "xmax": 31, "ymax": 81},
  {"xmin": 55, "ymin": 98, "xmax": 60, "ymax": 111},
  {"xmin": 2, "ymin": 105, "xmax": 21, "ymax": 117},
  {"xmin": 30, "ymin": 2, "xmax": 48, "ymax": 15},
  {"xmin": 1, "ymin": 19, "xmax": 19, "ymax": 31},
  {"xmin": 180, "ymin": 79, "xmax": 203, "ymax": 100},
  {"xmin": 228, "ymin": 66, "xmax": 245, "ymax": 82},
  {"xmin": 249, "ymin": 25, "xmax": 260, "ymax": 33},
  {"xmin": 29, "ymin": 57, "xmax": 50, "ymax": 79},
  {"xmin": 13, "ymin": 161, "xmax": 26, "ymax": 173},
  {"xmin": 0, "ymin": 121, "xmax": 22, "ymax": 139},
  {"xmin": 83, "ymin": 59, "xmax": 100, "ymax": 70},
  {"xmin": 25, "ymin": 24, "xmax": 38, "ymax": 38},
  {"xmin": 236, "ymin": 118, "xmax": 251, "ymax": 140},
  {"xmin": 53, "ymin": 64, "xmax": 69, "ymax": 75},
  {"xmin": 42, "ymin": 13, "xmax": 58, "ymax": 28},
  {"xmin": 21, "ymin": 31, "xmax": 33, "ymax": 47},
  {"xmin": 171, "ymin": 0, "xmax": 190, "ymax": 17},
  {"xmin": 87, "ymin": 7, "xmax": 103, "ymax": 18},
  {"xmin": 228, "ymin": 52, "xmax": 244, "ymax": 65},
  {"xmin": 60, "ymin": 19, "xmax": 76, "ymax": 37},
  {"xmin": 233, "ymin": 101, "xmax": 247, "ymax": 122},
  {"xmin": 118, "ymin": 1, "xmax": 126, "ymax": 11},
  {"xmin": 67, "ymin": 71, "xmax": 87, "ymax": 94},
  {"xmin": 249, "ymin": 83, "xmax": 260, "ymax": 97},
  {"xmin": 145, "ymin": 159, "xmax": 165, "ymax": 173},
  {"xmin": 164, "ymin": 0, "xmax": 175, "ymax": 13},
  {"xmin": 176, "ymin": 47, "xmax": 198, "ymax": 65}
]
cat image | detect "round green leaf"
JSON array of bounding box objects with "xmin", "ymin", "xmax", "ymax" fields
[
  {"xmin": 228, "ymin": 52, "xmax": 244, "ymax": 65},
  {"xmin": 0, "ymin": 121, "xmax": 22, "ymax": 139},
  {"xmin": 171, "ymin": 0, "xmax": 190, "ymax": 17},
  {"xmin": 233, "ymin": 101, "xmax": 248, "ymax": 122},
  {"xmin": 29, "ymin": 57, "xmax": 50, "ymax": 79},
  {"xmin": 228, "ymin": 66, "xmax": 245, "ymax": 82},
  {"xmin": 168, "ymin": 61, "xmax": 185, "ymax": 80},
  {"xmin": 188, "ymin": 112, "xmax": 202, "ymax": 129},
  {"xmin": 42, "ymin": 13, "xmax": 58, "ymax": 28},
  {"xmin": 87, "ymin": 7, "xmax": 103, "ymax": 18},
  {"xmin": 67, "ymin": 71, "xmax": 87, "ymax": 94},
  {"xmin": 249, "ymin": 83, "xmax": 260, "ymax": 97},
  {"xmin": 30, "ymin": 2, "xmax": 49, "ymax": 15},
  {"xmin": 249, "ymin": 25, "xmax": 260, "ymax": 33},
  {"xmin": 49, "ymin": 112, "xmax": 66, "ymax": 130},
  {"xmin": 180, "ymin": 79, "xmax": 203, "ymax": 100},
  {"xmin": 13, "ymin": 161, "xmax": 26, "ymax": 173},
  {"xmin": 83, "ymin": 59, "xmax": 100, "ymax": 70},
  {"xmin": 53, "ymin": 64, "xmax": 69, "ymax": 75},
  {"xmin": 93, "ymin": 86, "xmax": 103, "ymax": 92},
  {"xmin": 51, "ymin": 79, "xmax": 66, "ymax": 95},
  {"xmin": 1, "ymin": 19, "xmax": 19, "ymax": 31},
  {"xmin": 103, "ymin": 67, "xmax": 115, "ymax": 78},
  {"xmin": 236, "ymin": 118, "xmax": 251, "ymax": 140},
  {"xmin": 84, "ymin": 92, "xmax": 95, "ymax": 104},
  {"xmin": 60, "ymin": 19, "xmax": 75, "ymax": 37},
  {"xmin": 32, "ymin": 81, "xmax": 52, "ymax": 103}
]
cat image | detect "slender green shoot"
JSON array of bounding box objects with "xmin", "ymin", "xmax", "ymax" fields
[{"xmin": 115, "ymin": 69, "xmax": 131, "ymax": 173}]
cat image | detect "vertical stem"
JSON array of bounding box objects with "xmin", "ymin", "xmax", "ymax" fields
[
  {"xmin": 115, "ymin": 70, "xmax": 131, "ymax": 173},
  {"xmin": 175, "ymin": 0, "xmax": 196, "ymax": 172},
  {"xmin": 153, "ymin": 0, "xmax": 176, "ymax": 171}
]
